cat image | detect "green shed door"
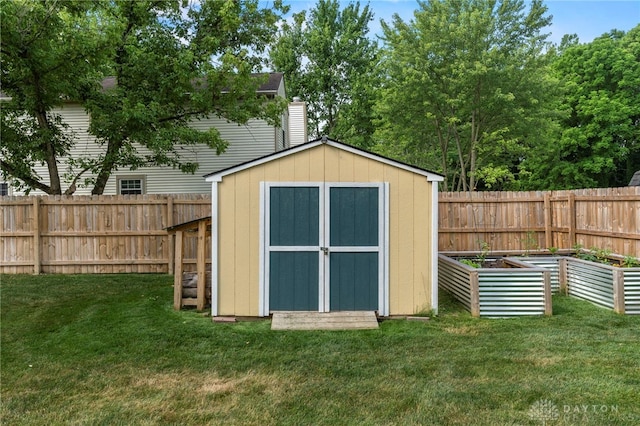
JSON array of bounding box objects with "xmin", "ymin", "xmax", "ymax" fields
[
  {"xmin": 268, "ymin": 186, "xmax": 320, "ymax": 311},
  {"xmin": 327, "ymin": 187, "xmax": 380, "ymax": 311},
  {"xmin": 264, "ymin": 183, "xmax": 387, "ymax": 315}
]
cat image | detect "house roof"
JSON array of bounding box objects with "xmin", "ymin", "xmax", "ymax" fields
[
  {"xmin": 204, "ymin": 137, "xmax": 445, "ymax": 182},
  {"xmin": 630, "ymin": 171, "xmax": 640, "ymax": 186},
  {"xmin": 0, "ymin": 73, "xmax": 284, "ymax": 99},
  {"xmin": 101, "ymin": 72, "xmax": 283, "ymax": 94},
  {"xmin": 252, "ymin": 72, "xmax": 284, "ymax": 93}
]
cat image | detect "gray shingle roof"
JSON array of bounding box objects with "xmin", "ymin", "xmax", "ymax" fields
[{"xmin": 0, "ymin": 72, "xmax": 283, "ymax": 99}]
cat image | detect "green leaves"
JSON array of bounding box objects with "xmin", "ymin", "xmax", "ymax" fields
[
  {"xmin": 270, "ymin": 0, "xmax": 380, "ymax": 148},
  {"xmin": 376, "ymin": 0, "xmax": 556, "ymax": 190},
  {"xmin": 0, "ymin": 0, "xmax": 114, "ymax": 194},
  {"xmin": 1, "ymin": 0, "xmax": 288, "ymax": 195},
  {"xmin": 4, "ymin": 0, "xmax": 636, "ymax": 194},
  {"xmin": 526, "ymin": 26, "xmax": 640, "ymax": 189}
]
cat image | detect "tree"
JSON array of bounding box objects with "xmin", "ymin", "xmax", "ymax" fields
[
  {"xmin": 1, "ymin": 0, "xmax": 287, "ymax": 195},
  {"xmin": 375, "ymin": 0, "xmax": 556, "ymax": 191},
  {"xmin": 1, "ymin": 0, "xmax": 110, "ymax": 194},
  {"xmin": 524, "ymin": 26, "xmax": 640, "ymax": 189},
  {"xmin": 270, "ymin": 0, "xmax": 380, "ymax": 148}
]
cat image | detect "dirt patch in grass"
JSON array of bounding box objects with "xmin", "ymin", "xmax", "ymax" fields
[
  {"xmin": 443, "ymin": 325, "xmax": 483, "ymax": 335},
  {"xmin": 134, "ymin": 371, "xmax": 240, "ymax": 394},
  {"xmin": 132, "ymin": 370, "xmax": 284, "ymax": 396},
  {"xmin": 516, "ymin": 354, "xmax": 564, "ymax": 367}
]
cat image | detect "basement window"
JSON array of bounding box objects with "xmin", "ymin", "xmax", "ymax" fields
[{"xmin": 117, "ymin": 176, "xmax": 145, "ymax": 195}]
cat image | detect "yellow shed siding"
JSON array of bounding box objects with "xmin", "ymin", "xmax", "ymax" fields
[
  {"xmin": 413, "ymin": 178, "xmax": 433, "ymax": 314},
  {"xmin": 396, "ymin": 169, "xmax": 416, "ymax": 314},
  {"xmin": 248, "ymin": 167, "xmax": 265, "ymax": 315},
  {"xmin": 215, "ymin": 144, "xmax": 435, "ymax": 316},
  {"xmin": 233, "ymin": 171, "xmax": 252, "ymax": 315}
]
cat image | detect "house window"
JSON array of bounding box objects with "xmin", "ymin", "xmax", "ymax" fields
[
  {"xmin": 0, "ymin": 182, "xmax": 8, "ymax": 196},
  {"xmin": 117, "ymin": 176, "xmax": 145, "ymax": 195}
]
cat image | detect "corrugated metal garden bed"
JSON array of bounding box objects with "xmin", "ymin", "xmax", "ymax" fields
[
  {"xmin": 507, "ymin": 254, "xmax": 640, "ymax": 315},
  {"xmin": 505, "ymin": 256, "xmax": 563, "ymax": 294},
  {"xmin": 438, "ymin": 254, "xmax": 552, "ymax": 318},
  {"xmin": 440, "ymin": 250, "xmax": 640, "ymax": 316},
  {"xmin": 563, "ymin": 257, "xmax": 639, "ymax": 314}
]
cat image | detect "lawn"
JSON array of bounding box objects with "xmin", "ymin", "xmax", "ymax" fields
[{"xmin": 1, "ymin": 274, "xmax": 639, "ymax": 425}]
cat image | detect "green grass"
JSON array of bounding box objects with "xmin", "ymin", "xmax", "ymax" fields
[{"xmin": 1, "ymin": 274, "xmax": 639, "ymax": 425}]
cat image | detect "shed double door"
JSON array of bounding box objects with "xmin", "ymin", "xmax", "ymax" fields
[{"xmin": 266, "ymin": 183, "xmax": 386, "ymax": 314}]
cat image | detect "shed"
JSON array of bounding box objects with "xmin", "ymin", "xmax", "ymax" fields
[{"xmin": 204, "ymin": 137, "xmax": 444, "ymax": 317}]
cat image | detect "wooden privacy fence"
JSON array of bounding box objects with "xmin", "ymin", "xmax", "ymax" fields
[
  {"xmin": 439, "ymin": 187, "xmax": 640, "ymax": 256},
  {"xmin": 0, "ymin": 194, "xmax": 210, "ymax": 274},
  {"xmin": 1, "ymin": 187, "xmax": 638, "ymax": 274}
]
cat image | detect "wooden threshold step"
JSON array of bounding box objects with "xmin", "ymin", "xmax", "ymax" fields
[{"xmin": 271, "ymin": 311, "xmax": 379, "ymax": 331}]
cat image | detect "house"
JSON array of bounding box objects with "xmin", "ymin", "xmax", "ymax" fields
[
  {"xmin": 0, "ymin": 73, "xmax": 307, "ymax": 196},
  {"xmin": 204, "ymin": 136, "xmax": 445, "ymax": 317}
]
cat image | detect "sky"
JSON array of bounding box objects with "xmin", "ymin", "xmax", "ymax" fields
[{"xmin": 274, "ymin": 0, "xmax": 640, "ymax": 45}]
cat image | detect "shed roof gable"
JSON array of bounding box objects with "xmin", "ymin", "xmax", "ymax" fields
[{"xmin": 204, "ymin": 137, "xmax": 444, "ymax": 182}]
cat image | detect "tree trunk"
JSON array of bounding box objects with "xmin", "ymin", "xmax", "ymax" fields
[
  {"xmin": 35, "ymin": 111, "xmax": 62, "ymax": 195},
  {"xmin": 91, "ymin": 138, "xmax": 124, "ymax": 195},
  {"xmin": 434, "ymin": 115, "xmax": 450, "ymax": 191},
  {"xmin": 453, "ymin": 128, "xmax": 468, "ymax": 192},
  {"xmin": 33, "ymin": 70, "xmax": 62, "ymax": 195},
  {"xmin": 469, "ymin": 109, "xmax": 480, "ymax": 191}
]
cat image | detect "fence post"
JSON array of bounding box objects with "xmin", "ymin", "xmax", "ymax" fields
[
  {"xmin": 568, "ymin": 193, "xmax": 576, "ymax": 248},
  {"xmin": 544, "ymin": 192, "xmax": 552, "ymax": 249},
  {"xmin": 173, "ymin": 230, "xmax": 184, "ymax": 310},
  {"xmin": 558, "ymin": 257, "xmax": 568, "ymax": 295},
  {"xmin": 470, "ymin": 271, "xmax": 480, "ymax": 317},
  {"xmin": 196, "ymin": 220, "xmax": 206, "ymax": 311},
  {"xmin": 33, "ymin": 197, "xmax": 41, "ymax": 275},
  {"xmin": 167, "ymin": 196, "xmax": 174, "ymax": 275},
  {"xmin": 612, "ymin": 270, "xmax": 625, "ymax": 314},
  {"xmin": 543, "ymin": 270, "xmax": 552, "ymax": 316}
]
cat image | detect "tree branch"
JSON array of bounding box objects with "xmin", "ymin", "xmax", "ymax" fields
[
  {"xmin": 0, "ymin": 159, "xmax": 53, "ymax": 194},
  {"xmin": 63, "ymin": 165, "xmax": 93, "ymax": 195},
  {"xmin": 157, "ymin": 108, "xmax": 211, "ymax": 124}
]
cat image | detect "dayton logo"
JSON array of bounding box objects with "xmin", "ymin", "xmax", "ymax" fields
[{"xmin": 528, "ymin": 399, "xmax": 560, "ymax": 425}]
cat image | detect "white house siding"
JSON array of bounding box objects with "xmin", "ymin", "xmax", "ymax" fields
[{"xmin": 9, "ymin": 104, "xmax": 285, "ymax": 195}]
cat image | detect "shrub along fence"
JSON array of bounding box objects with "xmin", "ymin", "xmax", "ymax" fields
[{"xmin": 1, "ymin": 187, "xmax": 638, "ymax": 274}]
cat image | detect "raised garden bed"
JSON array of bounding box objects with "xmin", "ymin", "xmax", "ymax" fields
[
  {"xmin": 440, "ymin": 249, "xmax": 640, "ymax": 315},
  {"xmin": 561, "ymin": 256, "xmax": 640, "ymax": 315},
  {"xmin": 506, "ymin": 251, "xmax": 640, "ymax": 315},
  {"xmin": 501, "ymin": 250, "xmax": 640, "ymax": 315},
  {"xmin": 438, "ymin": 254, "xmax": 552, "ymax": 318},
  {"xmin": 505, "ymin": 256, "xmax": 563, "ymax": 293}
]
